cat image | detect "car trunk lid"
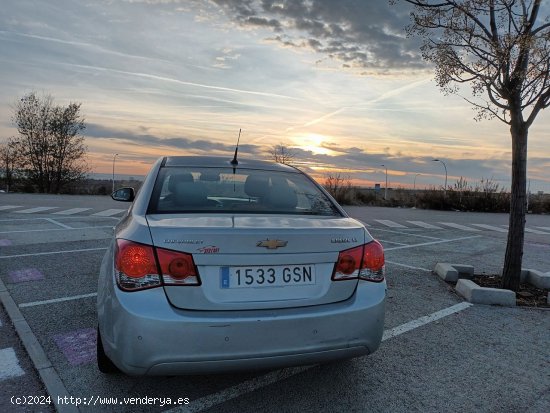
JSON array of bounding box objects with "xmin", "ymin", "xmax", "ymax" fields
[{"xmin": 146, "ymin": 214, "xmax": 368, "ymax": 310}]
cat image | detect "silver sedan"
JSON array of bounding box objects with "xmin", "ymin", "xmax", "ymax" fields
[{"xmin": 97, "ymin": 156, "xmax": 386, "ymax": 375}]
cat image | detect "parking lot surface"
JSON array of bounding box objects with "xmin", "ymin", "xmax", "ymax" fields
[{"xmin": 1, "ymin": 194, "xmax": 549, "ymax": 412}]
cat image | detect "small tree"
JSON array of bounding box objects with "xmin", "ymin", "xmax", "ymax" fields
[
  {"xmin": 396, "ymin": 0, "xmax": 550, "ymax": 291},
  {"xmin": 13, "ymin": 92, "xmax": 88, "ymax": 193},
  {"xmin": 0, "ymin": 137, "xmax": 22, "ymax": 192},
  {"xmin": 324, "ymin": 173, "xmax": 353, "ymax": 204},
  {"xmin": 270, "ymin": 143, "xmax": 297, "ymax": 165}
]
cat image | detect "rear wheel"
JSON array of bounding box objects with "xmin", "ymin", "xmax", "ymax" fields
[{"xmin": 96, "ymin": 326, "xmax": 119, "ymax": 374}]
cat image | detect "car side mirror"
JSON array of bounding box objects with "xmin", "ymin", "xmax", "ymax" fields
[{"xmin": 111, "ymin": 187, "xmax": 135, "ymax": 202}]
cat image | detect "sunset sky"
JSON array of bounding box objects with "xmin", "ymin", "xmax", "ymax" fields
[{"xmin": 1, "ymin": 0, "xmax": 549, "ymax": 192}]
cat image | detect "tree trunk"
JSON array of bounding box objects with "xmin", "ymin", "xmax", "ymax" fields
[{"xmin": 501, "ymin": 121, "xmax": 528, "ymax": 291}]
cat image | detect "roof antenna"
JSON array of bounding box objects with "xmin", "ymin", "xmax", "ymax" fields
[{"xmin": 231, "ymin": 128, "xmax": 241, "ymax": 166}]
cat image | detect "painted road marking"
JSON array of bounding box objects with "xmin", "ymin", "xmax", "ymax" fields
[
  {"xmin": 470, "ymin": 224, "xmax": 508, "ymax": 233},
  {"xmin": 8, "ymin": 268, "xmax": 45, "ymax": 283},
  {"xmin": 0, "ymin": 205, "xmax": 22, "ymax": 211},
  {"xmin": 524, "ymin": 227, "xmax": 550, "ymax": 234},
  {"xmin": 384, "ymin": 235, "xmax": 482, "ymax": 251},
  {"xmin": 44, "ymin": 218, "xmax": 73, "ymax": 229},
  {"xmin": 165, "ymin": 302, "xmax": 473, "ymax": 413},
  {"xmin": 19, "ymin": 292, "xmax": 98, "ymax": 308},
  {"xmin": 438, "ymin": 222, "xmax": 481, "ymax": 232},
  {"xmin": 502, "ymin": 225, "xmax": 550, "ymax": 235},
  {"xmin": 0, "ymin": 347, "xmax": 25, "ymax": 380},
  {"xmin": 52, "ymin": 208, "xmax": 92, "ymax": 215},
  {"xmin": 370, "ymin": 227, "xmax": 443, "ymax": 240},
  {"xmin": 385, "ymin": 260, "xmax": 431, "ymax": 272},
  {"xmin": 0, "ymin": 225, "xmax": 113, "ymax": 234},
  {"xmin": 15, "ymin": 207, "xmax": 58, "ymax": 214},
  {"xmin": 407, "ymin": 221, "xmax": 443, "ymax": 230},
  {"xmin": 375, "ymin": 219, "xmax": 408, "ymax": 228},
  {"xmin": 536, "ymin": 226, "xmax": 550, "ymax": 231},
  {"xmin": 92, "ymin": 209, "xmax": 126, "ymax": 216},
  {"xmin": 381, "ymin": 302, "xmax": 473, "ymax": 341},
  {"xmin": 379, "ymin": 239, "xmax": 409, "ymax": 246},
  {"xmin": 53, "ymin": 328, "xmax": 96, "ymax": 366},
  {"xmin": 0, "ymin": 247, "xmax": 107, "ymax": 259}
]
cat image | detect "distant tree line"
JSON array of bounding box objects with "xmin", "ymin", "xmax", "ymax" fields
[{"xmin": 0, "ymin": 92, "xmax": 88, "ymax": 193}]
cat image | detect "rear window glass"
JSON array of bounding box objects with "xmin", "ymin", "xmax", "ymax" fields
[{"xmin": 148, "ymin": 167, "xmax": 341, "ymax": 216}]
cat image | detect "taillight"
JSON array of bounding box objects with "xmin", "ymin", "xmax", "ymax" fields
[
  {"xmin": 114, "ymin": 240, "xmax": 201, "ymax": 290},
  {"xmin": 115, "ymin": 239, "xmax": 161, "ymax": 291},
  {"xmin": 157, "ymin": 248, "xmax": 200, "ymax": 286},
  {"xmin": 332, "ymin": 240, "xmax": 385, "ymax": 282}
]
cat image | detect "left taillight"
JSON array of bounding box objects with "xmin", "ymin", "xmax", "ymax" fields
[
  {"xmin": 114, "ymin": 239, "xmax": 200, "ymax": 291},
  {"xmin": 332, "ymin": 240, "xmax": 385, "ymax": 282}
]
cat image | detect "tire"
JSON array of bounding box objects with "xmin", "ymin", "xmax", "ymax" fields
[{"xmin": 96, "ymin": 326, "xmax": 119, "ymax": 374}]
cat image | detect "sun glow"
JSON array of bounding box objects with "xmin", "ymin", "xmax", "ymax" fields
[{"xmin": 293, "ymin": 133, "xmax": 336, "ymax": 156}]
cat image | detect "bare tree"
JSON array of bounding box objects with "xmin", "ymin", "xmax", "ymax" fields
[
  {"xmin": 13, "ymin": 92, "xmax": 88, "ymax": 193},
  {"xmin": 270, "ymin": 143, "xmax": 297, "ymax": 165},
  {"xmin": 324, "ymin": 173, "xmax": 353, "ymax": 204},
  {"xmin": 0, "ymin": 137, "xmax": 22, "ymax": 192},
  {"xmin": 396, "ymin": 0, "xmax": 550, "ymax": 291}
]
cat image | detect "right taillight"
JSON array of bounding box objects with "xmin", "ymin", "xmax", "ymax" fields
[
  {"xmin": 332, "ymin": 240, "xmax": 385, "ymax": 282},
  {"xmin": 156, "ymin": 248, "xmax": 200, "ymax": 286},
  {"xmin": 114, "ymin": 239, "xmax": 201, "ymax": 291}
]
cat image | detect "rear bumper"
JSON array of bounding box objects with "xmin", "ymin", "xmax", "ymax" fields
[{"xmin": 98, "ymin": 281, "xmax": 386, "ymax": 375}]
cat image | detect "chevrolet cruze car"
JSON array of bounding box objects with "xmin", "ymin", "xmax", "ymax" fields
[{"xmin": 97, "ymin": 156, "xmax": 386, "ymax": 375}]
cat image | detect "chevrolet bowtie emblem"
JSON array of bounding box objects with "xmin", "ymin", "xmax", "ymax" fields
[{"xmin": 257, "ymin": 239, "xmax": 288, "ymax": 249}]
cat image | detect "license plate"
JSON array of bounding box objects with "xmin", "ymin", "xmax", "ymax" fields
[{"xmin": 220, "ymin": 265, "xmax": 316, "ymax": 289}]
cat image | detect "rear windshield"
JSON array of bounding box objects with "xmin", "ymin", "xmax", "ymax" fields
[{"xmin": 147, "ymin": 167, "xmax": 341, "ymax": 216}]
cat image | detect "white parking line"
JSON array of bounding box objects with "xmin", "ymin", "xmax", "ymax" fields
[
  {"xmin": 501, "ymin": 225, "xmax": 550, "ymax": 235},
  {"xmin": 0, "ymin": 347, "xmax": 25, "ymax": 380},
  {"xmin": 0, "ymin": 247, "xmax": 107, "ymax": 259},
  {"xmin": 370, "ymin": 227, "xmax": 443, "ymax": 241},
  {"xmin": 15, "ymin": 207, "xmax": 58, "ymax": 214},
  {"xmin": 0, "ymin": 226, "xmax": 113, "ymax": 234},
  {"xmin": 407, "ymin": 221, "xmax": 443, "ymax": 230},
  {"xmin": 379, "ymin": 239, "xmax": 409, "ymax": 246},
  {"xmin": 524, "ymin": 227, "xmax": 550, "ymax": 234},
  {"xmin": 0, "ymin": 205, "xmax": 22, "ymax": 211},
  {"xmin": 536, "ymin": 226, "xmax": 550, "ymax": 231},
  {"xmin": 19, "ymin": 293, "xmax": 98, "ymax": 308},
  {"xmin": 165, "ymin": 302, "xmax": 473, "ymax": 413},
  {"xmin": 92, "ymin": 209, "xmax": 126, "ymax": 217},
  {"xmin": 44, "ymin": 218, "xmax": 73, "ymax": 229},
  {"xmin": 374, "ymin": 219, "xmax": 408, "ymax": 228},
  {"xmin": 385, "ymin": 260, "xmax": 431, "ymax": 272},
  {"xmin": 438, "ymin": 222, "xmax": 481, "ymax": 231},
  {"xmin": 52, "ymin": 208, "xmax": 92, "ymax": 215},
  {"xmin": 381, "ymin": 302, "xmax": 473, "ymax": 341},
  {"xmin": 470, "ymin": 224, "xmax": 508, "ymax": 233},
  {"xmin": 384, "ymin": 235, "xmax": 482, "ymax": 251}
]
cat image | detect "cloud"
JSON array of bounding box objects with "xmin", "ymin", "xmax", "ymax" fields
[
  {"xmin": 84, "ymin": 123, "xmax": 263, "ymax": 155},
  {"xmin": 211, "ymin": 0, "xmax": 425, "ymax": 71}
]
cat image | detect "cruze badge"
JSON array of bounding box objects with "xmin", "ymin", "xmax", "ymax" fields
[
  {"xmin": 257, "ymin": 239, "xmax": 288, "ymax": 249},
  {"xmin": 331, "ymin": 237, "xmax": 358, "ymax": 243}
]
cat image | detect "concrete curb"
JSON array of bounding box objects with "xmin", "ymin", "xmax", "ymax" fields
[
  {"xmin": 0, "ymin": 277, "xmax": 78, "ymax": 413},
  {"xmin": 434, "ymin": 263, "xmax": 550, "ymax": 307},
  {"xmin": 455, "ymin": 279, "xmax": 516, "ymax": 306},
  {"xmin": 434, "ymin": 263, "xmax": 474, "ymax": 282}
]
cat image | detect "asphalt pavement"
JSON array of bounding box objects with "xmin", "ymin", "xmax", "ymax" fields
[{"xmin": 0, "ymin": 193, "xmax": 549, "ymax": 413}]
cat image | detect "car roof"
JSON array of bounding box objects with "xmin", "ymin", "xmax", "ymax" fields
[{"xmin": 163, "ymin": 156, "xmax": 299, "ymax": 172}]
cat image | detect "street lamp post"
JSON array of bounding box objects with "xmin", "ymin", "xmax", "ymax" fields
[
  {"xmin": 112, "ymin": 153, "xmax": 119, "ymax": 193},
  {"xmin": 381, "ymin": 164, "xmax": 388, "ymax": 200},
  {"xmin": 432, "ymin": 159, "xmax": 447, "ymax": 196},
  {"xmin": 413, "ymin": 173, "xmax": 420, "ymax": 191}
]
